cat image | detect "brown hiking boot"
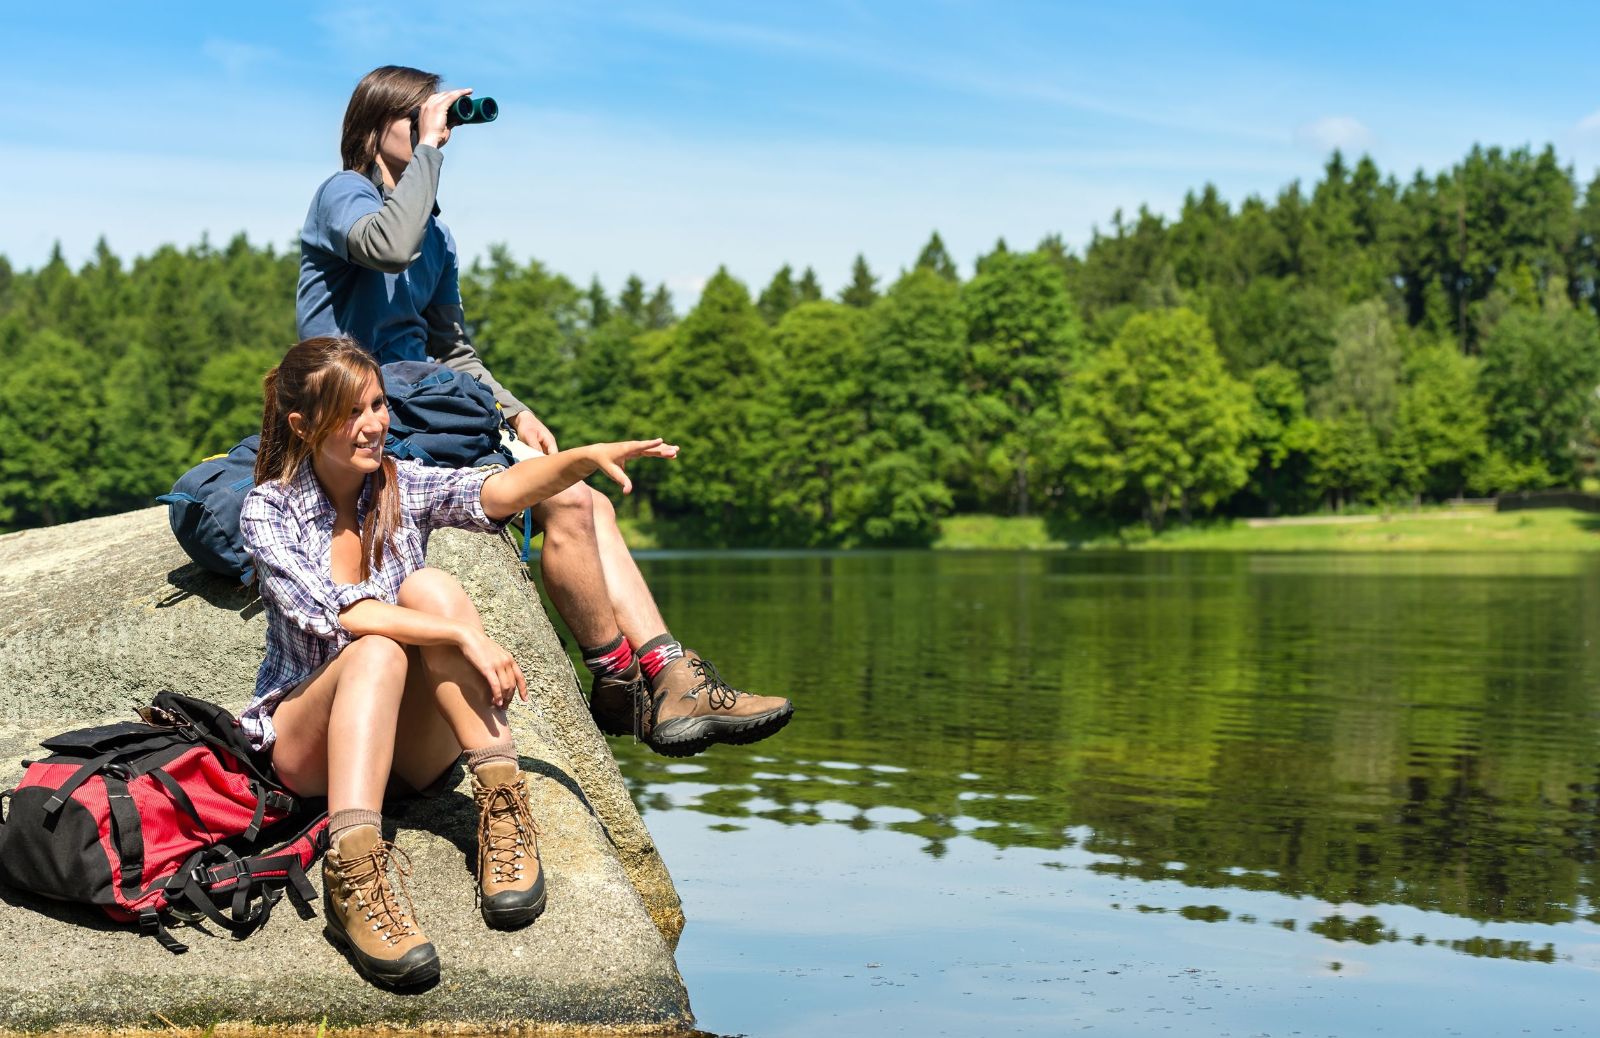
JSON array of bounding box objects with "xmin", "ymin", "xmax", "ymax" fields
[
  {"xmin": 589, "ymin": 660, "xmax": 645, "ymax": 737},
  {"xmin": 322, "ymin": 826, "xmax": 438, "ymax": 988},
  {"xmin": 472, "ymin": 761, "xmax": 547, "ymax": 929},
  {"xmin": 644, "ymin": 651, "xmax": 794, "ymax": 757}
]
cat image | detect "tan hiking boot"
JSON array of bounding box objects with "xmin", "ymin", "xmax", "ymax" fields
[
  {"xmin": 589, "ymin": 660, "xmax": 645, "ymax": 737},
  {"xmin": 472, "ymin": 761, "xmax": 547, "ymax": 929},
  {"xmin": 322, "ymin": 826, "xmax": 438, "ymax": 988},
  {"xmin": 645, "ymin": 651, "xmax": 794, "ymax": 757}
]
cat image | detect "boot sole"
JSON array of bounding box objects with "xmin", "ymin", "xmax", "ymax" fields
[
  {"xmin": 649, "ymin": 704, "xmax": 795, "ymax": 758},
  {"xmin": 481, "ymin": 882, "xmax": 548, "ymax": 930},
  {"xmin": 325, "ymin": 923, "xmax": 440, "ymax": 989}
]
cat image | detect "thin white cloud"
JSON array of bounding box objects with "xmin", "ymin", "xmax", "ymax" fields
[
  {"xmin": 1577, "ymin": 109, "xmax": 1600, "ymax": 136},
  {"xmin": 202, "ymin": 38, "xmax": 278, "ymax": 79},
  {"xmin": 1295, "ymin": 115, "xmax": 1374, "ymax": 153},
  {"xmin": 627, "ymin": 10, "xmax": 1284, "ymax": 145}
]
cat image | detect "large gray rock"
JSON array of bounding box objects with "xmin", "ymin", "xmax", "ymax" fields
[{"xmin": 0, "ymin": 507, "xmax": 691, "ymax": 1033}]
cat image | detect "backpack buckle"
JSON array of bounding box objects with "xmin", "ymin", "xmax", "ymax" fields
[
  {"xmin": 264, "ymin": 791, "xmax": 295, "ymax": 814},
  {"xmin": 200, "ymin": 860, "xmax": 243, "ymax": 885}
]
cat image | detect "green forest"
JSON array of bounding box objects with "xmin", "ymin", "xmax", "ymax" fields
[{"xmin": 4, "ymin": 143, "xmax": 1600, "ymax": 545}]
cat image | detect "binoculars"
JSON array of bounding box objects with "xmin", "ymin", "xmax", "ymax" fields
[
  {"xmin": 409, "ymin": 96, "xmax": 498, "ymax": 127},
  {"xmin": 448, "ymin": 96, "xmax": 498, "ymax": 125}
]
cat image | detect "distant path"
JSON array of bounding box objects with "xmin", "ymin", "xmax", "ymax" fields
[{"xmin": 1245, "ymin": 508, "xmax": 1493, "ymax": 528}]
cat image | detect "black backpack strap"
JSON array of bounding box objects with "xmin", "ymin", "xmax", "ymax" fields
[
  {"xmin": 148, "ymin": 768, "xmax": 211, "ymax": 837},
  {"xmin": 242, "ymin": 782, "xmax": 296, "ymax": 841},
  {"xmin": 163, "ymin": 848, "xmax": 270, "ymax": 936},
  {"xmin": 205, "ymin": 851, "xmax": 318, "ymax": 921},
  {"xmin": 139, "ymin": 910, "xmax": 189, "ymax": 954},
  {"xmin": 103, "ymin": 777, "xmax": 145, "ymax": 897},
  {"xmin": 42, "ymin": 750, "xmax": 120, "ymax": 817}
]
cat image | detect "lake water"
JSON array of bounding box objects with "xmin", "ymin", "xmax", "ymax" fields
[{"xmin": 583, "ymin": 551, "xmax": 1600, "ymax": 1037}]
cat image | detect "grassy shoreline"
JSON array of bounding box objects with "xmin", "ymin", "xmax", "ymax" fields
[{"xmin": 611, "ymin": 506, "xmax": 1600, "ymax": 553}]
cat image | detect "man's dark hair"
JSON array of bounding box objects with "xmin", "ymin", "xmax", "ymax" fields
[{"xmin": 340, "ymin": 65, "xmax": 441, "ymax": 172}]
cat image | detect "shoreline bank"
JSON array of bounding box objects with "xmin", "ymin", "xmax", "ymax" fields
[{"xmin": 605, "ymin": 506, "xmax": 1600, "ymax": 554}]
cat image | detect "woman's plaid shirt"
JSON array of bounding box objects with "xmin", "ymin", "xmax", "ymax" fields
[{"xmin": 239, "ymin": 458, "xmax": 507, "ymax": 749}]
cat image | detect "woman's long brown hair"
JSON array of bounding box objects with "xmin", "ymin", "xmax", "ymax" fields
[
  {"xmin": 256, "ymin": 337, "xmax": 400, "ymax": 581},
  {"xmin": 340, "ymin": 65, "xmax": 442, "ymax": 173}
]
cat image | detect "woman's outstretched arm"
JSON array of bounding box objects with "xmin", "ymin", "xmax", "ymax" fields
[{"xmin": 478, "ymin": 439, "xmax": 679, "ymax": 521}]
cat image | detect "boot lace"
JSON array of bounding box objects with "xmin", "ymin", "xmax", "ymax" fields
[
  {"xmin": 628, "ymin": 672, "xmax": 654, "ymax": 742},
  {"xmin": 341, "ymin": 841, "xmax": 420, "ymax": 946},
  {"xmin": 477, "ymin": 778, "xmax": 541, "ymax": 889},
  {"xmin": 688, "ymin": 657, "xmax": 745, "ymax": 711}
]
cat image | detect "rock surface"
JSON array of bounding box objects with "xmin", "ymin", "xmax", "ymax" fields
[{"xmin": 0, "ymin": 507, "xmax": 691, "ymax": 1033}]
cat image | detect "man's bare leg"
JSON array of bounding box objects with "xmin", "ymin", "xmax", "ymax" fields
[
  {"xmin": 530, "ymin": 482, "xmax": 621, "ymax": 648},
  {"xmin": 526, "ymin": 476, "xmax": 794, "ymax": 754},
  {"xmin": 587, "ymin": 487, "xmax": 668, "ymax": 646}
]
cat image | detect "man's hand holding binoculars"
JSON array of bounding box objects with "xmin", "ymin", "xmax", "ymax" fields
[{"xmin": 414, "ymin": 88, "xmax": 475, "ymax": 150}]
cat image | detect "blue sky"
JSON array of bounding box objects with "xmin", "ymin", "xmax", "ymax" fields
[{"xmin": 9, "ymin": 1, "xmax": 1600, "ymax": 304}]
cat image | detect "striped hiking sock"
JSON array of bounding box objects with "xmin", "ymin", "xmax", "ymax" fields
[
  {"xmin": 581, "ymin": 633, "xmax": 636, "ymax": 680},
  {"xmin": 637, "ymin": 634, "xmax": 685, "ymax": 687}
]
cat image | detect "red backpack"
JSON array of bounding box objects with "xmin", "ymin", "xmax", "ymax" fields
[{"xmin": 0, "ymin": 692, "xmax": 327, "ymax": 953}]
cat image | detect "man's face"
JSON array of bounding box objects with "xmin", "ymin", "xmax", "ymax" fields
[{"xmin": 376, "ymin": 114, "xmax": 416, "ymax": 177}]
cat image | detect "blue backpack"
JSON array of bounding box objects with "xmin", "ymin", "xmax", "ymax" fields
[
  {"xmin": 160, "ymin": 364, "xmax": 528, "ymax": 583},
  {"xmin": 380, "ymin": 362, "xmax": 513, "ymax": 470},
  {"xmin": 156, "ymin": 436, "xmax": 261, "ymax": 583}
]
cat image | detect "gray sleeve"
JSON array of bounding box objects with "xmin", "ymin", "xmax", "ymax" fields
[
  {"xmin": 345, "ymin": 145, "xmax": 444, "ymax": 273},
  {"xmin": 423, "ymin": 302, "xmax": 533, "ymax": 419}
]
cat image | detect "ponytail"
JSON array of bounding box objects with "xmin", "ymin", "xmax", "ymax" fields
[{"xmin": 255, "ymin": 366, "xmax": 292, "ymax": 487}]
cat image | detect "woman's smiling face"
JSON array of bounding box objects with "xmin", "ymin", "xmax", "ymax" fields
[{"xmin": 318, "ymin": 372, "xmax": 388, "ymax": 478}]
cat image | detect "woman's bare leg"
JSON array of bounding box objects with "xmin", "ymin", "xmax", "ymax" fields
[
  {"xmin": 390, "ymin": 567, "xmax": 515, "ymax": 790},
  {"xmin": 269, "ymin": 634, "xmax": 410, "ymax": 812}
]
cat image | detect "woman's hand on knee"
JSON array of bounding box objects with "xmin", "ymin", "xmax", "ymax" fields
[{"xmin": 458, "ymin": 629, "xmax": 527, "ymax": 707}]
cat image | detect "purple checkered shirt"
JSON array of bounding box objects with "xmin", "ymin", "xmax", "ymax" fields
[{"xmin": 239, "ymin": 458, "xmax": 507, "ymax": 749}]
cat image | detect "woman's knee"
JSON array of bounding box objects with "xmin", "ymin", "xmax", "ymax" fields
[
  {"xmin": 397, "ymin": 567, "xmax": 473, "ymax": 618},
  {"xmin": 341, "ymin": 634, "xmax": 410, "ymax": 682}
]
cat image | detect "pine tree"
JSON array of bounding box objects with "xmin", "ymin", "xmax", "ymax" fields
[
  {"xmin": 840, "ymin": 254, "xmax": 879, "ymax": 308},
  {"xmin": 100, "ymin": 342, "xmax": 191, "ymax": 510},
  {"xmin": 649, "ymin": 269, "xmax": 776, "ymax": 543},
  {"xmin": 586, "ymin": 276, "xmax": 611, "ymax": 329},
  {"xmin": 619, "ymin": 275, "xmax": 647, "ymax": 323},
  {"xmin": 757, "ymin": 264, "xmax": 798, "ymax": 325},
  {"xmin": 769, "ymin": 302, "xmax": 871, "ymax": 544},
  {"xmin": 645, "ymin": 284, "xmax": 675, "ymax": 329},
  {"xmin": 796, "ymin": 266, "xmax": 823, "ymax": 303},
  {"xmin": 0, "ymin": 331, "xmax": 103, "ymax": 527},
  {"xmin": 915, "ymin": 231, "xmax": 959, "ymax": 281},
  {"xmin": 960, "ymin": 250, "xmax": 1086, "ymax": 513}
]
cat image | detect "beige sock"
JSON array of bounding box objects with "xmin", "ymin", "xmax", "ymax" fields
[
  {"xmin": 467, "ymin": 742, "xmax": 517, "ymax": 784},
  {"xmin": 328, "ymin": 808, "xmax": 382, "ymax": 847}
]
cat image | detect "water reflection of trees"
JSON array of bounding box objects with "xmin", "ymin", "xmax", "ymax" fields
[{"xmin": 615, "ymin": 551, "xmax": 1600, "ymax": 932}]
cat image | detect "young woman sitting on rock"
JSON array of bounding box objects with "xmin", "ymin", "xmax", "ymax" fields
[{"xmin": 238, "ymin": 336, "xmax": 676, "ymax": 988}]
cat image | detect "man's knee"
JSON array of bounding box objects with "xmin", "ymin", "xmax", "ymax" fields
[
  {"xmin": 588, "ymin": 485, "xmax": 616, "ymax": 524},
  {"xmin": 397, "ymin": 567, "xmax": 472, "ymax": 618},
  {"xmin": 535, "ymin": 482, "xmax": 597, "ymax": 539}
]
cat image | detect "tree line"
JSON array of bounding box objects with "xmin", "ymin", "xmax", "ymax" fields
[{"xmin": 4, "ymin": 142, "xmax": 1600, "ymax": 544}]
